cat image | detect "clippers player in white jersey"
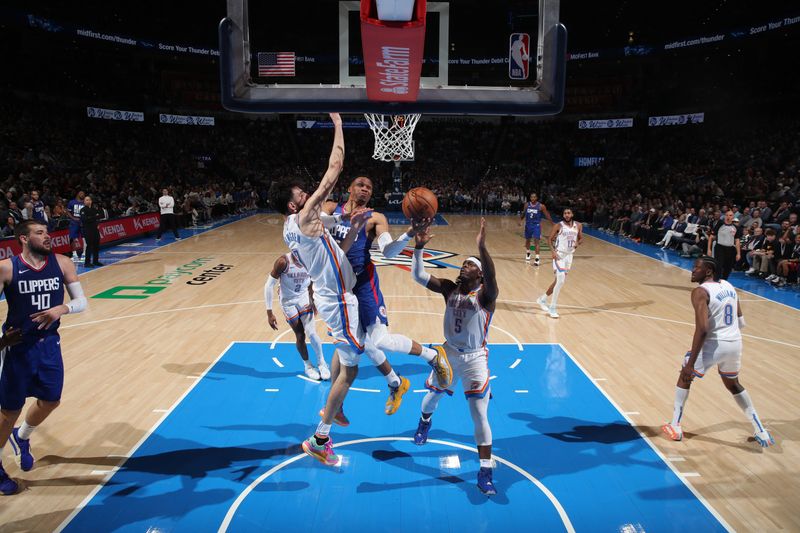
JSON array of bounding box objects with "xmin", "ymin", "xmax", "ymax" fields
[
  {"xmin": 265, "ymin": 252, "xmax": 329, "ymax": 381},
  {"xmin": 269, "ymin": 113, "xmax": 372, "ymax": 466},
  {"xmin": 662, "ymin": 256, "xmax": 774, "ymax": 447},
  {"xmin": 410, "ymin": 217, "xmax": 500, "ymax": 496},
  {"xmin": 537, "ymin": 208, "xmax": 582, "ymax": 318}
]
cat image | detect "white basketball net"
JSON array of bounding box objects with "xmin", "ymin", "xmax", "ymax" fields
[{"xmin": 364, "ymin": 113, "xmax": 421, "ymax": 162}]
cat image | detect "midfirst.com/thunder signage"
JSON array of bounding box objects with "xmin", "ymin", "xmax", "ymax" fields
[{"xmin": 92, "ymin": 258, "xmax": 234, "ymax": 299}]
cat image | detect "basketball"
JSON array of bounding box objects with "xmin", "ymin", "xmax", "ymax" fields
[{"xmin": 402, "ymin": 187, "xmax": 438, "ymax": 220}]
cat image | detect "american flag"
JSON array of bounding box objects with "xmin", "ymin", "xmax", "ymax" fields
[{"xmin": 258, "ymin": 52, "xmax": 296, "ymax": 77}]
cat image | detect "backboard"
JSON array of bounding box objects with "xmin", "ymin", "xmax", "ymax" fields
[{"xmin": 219, "ymin": 0, "xmax": 566, "ymax": 115}]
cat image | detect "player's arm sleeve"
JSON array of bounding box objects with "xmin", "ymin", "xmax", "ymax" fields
[
  {"xmin": 411, "ymin": 249, "xmax": 431, "ymax": 286},
  {"xmin": 264, "ymin": 275, "xmax": 278, "ymax": 311},
  {"xmin": 65, "ymin": 281, "xmax": 87, "ymax": 314},
  {"xmin": 378, "ymin": 230, "xmax": 412, "ymax": 258},
  {"xmin": 319, "ymin": 213, "xmax": 342, "ymax": 230}
]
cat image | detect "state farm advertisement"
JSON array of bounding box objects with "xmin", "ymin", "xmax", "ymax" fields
[{"xmin": 0, "ymin": 212, "xmax": 162, "ymax": 259}]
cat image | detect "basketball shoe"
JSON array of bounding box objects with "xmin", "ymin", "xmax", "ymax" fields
[
  {"xmin": 754, "ymin": 429, "xmax": 775, "ymax": 448},
  {"xmin": 536, "ymin": 295, "xmax": 549, "ymax": 311},
  {"xmin": 429, "ymin": 345, "xmax": 453, "ymax": 389},
  {"xmin": 0, "ymin": 463, "xmax": 18, "ymax": 495},
  {"xmin": 414, "ymin": 418, "xmax": 431, "ymax": 445},
  {"xmin": 385, "ymin": 376, "xmax": 410, "ymax": 415},
  {"xmin": 534, "ymin": 254, "xmax": 540, "ymax": 266},
  {"xmin": 525, "ymin": 251, "xmax": 531, "ymax": 262},
  {"xmin": 477, "ymin": 467, "xmax": 497, "ymax": 496},
  {"xmin": 303, "ymin": 364, "xmax": 321, "ymax": 381},
  {"xmin": 319, "ymin": 407, "xmax": 350, "ymax": 427},
  {"xmin": 318, "ymin": 360, "xmax": 331, "ymax": 380},
  {"xmin": 9, "ymin": 428, "xmax": 34, "ymax": 471},
  {"xmin": 661, "ymin": 423, "xmax": 683, "ymax": 441},
  {"xmin": 302, "ymin": 435, "xmax": 339, "ymax": 466},
  {"xmin": 548, "ymin": 306, "xmax": 560, "ymax": 319}
]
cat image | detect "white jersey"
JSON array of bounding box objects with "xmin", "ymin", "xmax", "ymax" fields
[
  {"xmin": 279, "ymin": 253, "xmax": 311, "ymax": 305},
  {"xmin": 700, "ymin": 279, "xmax": 740, "ymax": 342},
  {"xmin": 555, "ymin": 221, "xmax": 579, "ymax": 254},
  {"xmin": 444, "ymin": 287, "xmax": 493, "ymax": 352},
  {"xmin": 283, "ymin": 214, "xmax": 356, "ymax": 298}
]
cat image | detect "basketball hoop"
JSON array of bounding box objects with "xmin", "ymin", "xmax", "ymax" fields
[{"xmin": 364, "ymin": 113, "xmax": 421, "ymax": 162}]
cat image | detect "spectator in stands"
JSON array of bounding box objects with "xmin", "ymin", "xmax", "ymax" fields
[
  {"xmin": 747, "ymin": 228, "xmax": 778, "ymax": 278},
  {"xmin": 30, "ymin": 190, "xmax": 47, "ymax": 223},
  {"xmin": 743, "ymin": 226, "xmax": 766, "ymax": 269},
  {"xmin": 772, "ymin": 233, "xmax": 800, "ymax": 287},
  {"xmin": 2, "ymin": 216, "xmax": 16, "ymax": 238},
  {"xmin": 7, "ymin": 202, "xmax": 23, "ymax": 224},
  {"xmin": 680, "ymin": 225, "xmax": 710, "ymax": 258},
  {"xmin": 744, "ymin": 208, "xmax": 762, "ymax": 230}
]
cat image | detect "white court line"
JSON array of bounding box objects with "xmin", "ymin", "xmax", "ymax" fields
[
  {"xmin": 152, "ymin": 409, "xmax": 168, "ymax": 413},
  {"xmin": 514, "ymin": 389, "xmax": 529, "ymax": 393},
  {"xmin": 217, "ymin": 437, "xmax": 575, "ymax": 533},
  {"xmin": 59, "ymin": 294, "xmax": 800, "ymax": 351},
  {"xmin": 55, "ymin": 340, "xmax": 239, "ymax": 533},
  {"xmin": 489, "ymin": 375, "xmax": 498, "ymax": 380},
  {"xmin": 186, "ymin": 375, "xmax": 200, "ymax": 380},
  {"xmin": 557, "ymin": 343, "xmax": 733, "ymax": 532},
  {"xmin": 350, "ymin": 387, "xmax": 380, "ymax": 393},
  {"xmin": 264, "ymin": 388, "xmax": 279, "ymax": 392},
  {"xmin": 90, "ymin": 470, "xmax": 113, "ymax": 476},
  {"xmin": 413, "ymin": 389, "xmax": 428, "ymax": 393},
  {"xmin": 296, "ymin": 374, "xmax": 319, "ymax": 384},
  {"xmin": 593, "ymin": 378, "xmax": 607, "ymax": 382},
  {"xmin": 585, "ymin": 230, "xmax": 800, "ymax": 314},
  {"xmin": 623, "ymin": 411, "xmax": 640, "ymax": 415},
  {"xmin": 510, "ymin": 358, "xmax": 522, "ymax": 369},
  {"xmin": 682, "ymin": 472, "xmax": 702, "ymax": 478},
  {"xmin": 667, "ymin": 456, "xmax": 686, "ymax": 462},
  {"xmin": 271, "ymin": 357, "xmax": 284, "ymax": 368}
]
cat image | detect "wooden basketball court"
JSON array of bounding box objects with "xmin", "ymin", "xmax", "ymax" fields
[{"xmin": 0, "ymin": 214, "xmax": 797, "ymax": 532}]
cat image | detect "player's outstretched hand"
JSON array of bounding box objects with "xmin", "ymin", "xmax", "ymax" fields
[
  {"xmin": 267, "ymin": 310, "xmax": 279, "ymax": 331},
  {"xmin": 0, "ymin": 327, "xmax": 23, "ymax": 349},
  {"xmin": 476, "ymin": 217, "xmax": 487, "ymax": 248},
  {"xmin": 411, "ymin": 217, "xmax": 432, "ymax": 234},
  {"xmin": 30, "ymin": 306, "xmax": 67, "ymax": 330},
  {"xmin": 349, "ymin": 206, "xmax": 373, "ymax": 231},
  {"xmin": 329, "ymin": 113, "xmax": 342, "ymax": 126}
]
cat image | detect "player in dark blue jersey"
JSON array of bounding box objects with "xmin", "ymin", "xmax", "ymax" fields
[
  {"xmin": 519, "ymin": 192, "xmax": 552, "ymax": 265},
  {"xmin": 0, "ymin": 220, "xmax": 87, "ymax": 495},
  {"xmin": 322, "ymin": 176, "xmax": 452, "ymax": 418}
]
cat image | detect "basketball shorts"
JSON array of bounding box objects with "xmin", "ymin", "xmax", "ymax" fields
[
  {"xmin": 281, "ymin": 292, "xmax": 313, "ymax": 325},
  {"xmin": 525, "ymin": 224, "xmax": 541, "ymax": 240},
  {"xmin": 68, "ymin": 222, "xmax": 83, "ymax": 242},
  {"xmin": 425, "ymin": 344, "xmax": 490, "ymax": 399},
  {"xmin": 353, "ymin": 264, "xmax": 388, "ymax": 331},
  {"xmin": 0, "ymin": 335, "xmax": 64, "ymax": 411},
  {"xmin": 553, "ymin": 251, "xmax": 574, "ymax": 273},
  {"xmin": 683, "ymin": 339, "xmax": 742, "ymax": 379},
  {"xmin": 313, "ymin": 291, "xmax": 364, "ymax": 365}
]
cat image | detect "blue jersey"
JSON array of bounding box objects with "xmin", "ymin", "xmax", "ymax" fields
[
  {"xmin": 3, "ymin": 254, "xmax": 65, "ymax": 339},
  {"xmin": 32, "ymin": 200, "xmax": 47, "ymax": 222},
  {"xmin": 67, "ymin": 199, "xmax": 83, "ymax": 225},
  {"xmin": 330, "ymin": 204, "xmax": 374, "ymax": 276},
  {"xmin": 525, "ymin": 202, "xmax": 543, "ymax": 226}
]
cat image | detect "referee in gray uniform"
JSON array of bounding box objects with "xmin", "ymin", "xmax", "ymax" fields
[{"xmin": 707, "ymin": 209, "xmax": 741, "ymax": 280}]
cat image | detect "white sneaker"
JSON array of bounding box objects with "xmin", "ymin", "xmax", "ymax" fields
[
  {"xmin": 534, "ymin": 256, "xmax": 540, "ymax": 266},
  {"xmin": 745, "ymin": 268, "xmax": 756, "ymax": 275},
  {"xmin": 318, "ymin": 362, "xmax": 331, "ymax": 380},
  {"xmin": 304, "ymin": 365, "xmax": 321, "ymax": 381},
  {"xmin": 765, "ymin": 274, "xmax": 777, "ymax": 282},
  {"xmin": 536, "ymin": 295, "xmax": 549, "ymax": 311},
  {"xmin": 525, "ymin": 252, "xmax": 531, "ymax": 262},
  {"xmin": 754, "ymin": 429, "xmax": 775, "ymax": 448},
  {"xmin": 548, "ymin": 306, "xmax": 560, "ymax": 319}
]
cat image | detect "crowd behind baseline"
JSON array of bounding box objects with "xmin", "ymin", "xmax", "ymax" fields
[{"xmin": 1, "ymin": 96, "xmax": 798, "ymax": 286}]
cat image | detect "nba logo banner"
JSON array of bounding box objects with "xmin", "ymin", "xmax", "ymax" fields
[{"xmin": 509, "ymin": 33, "xmax": 530, "ymax": 80}]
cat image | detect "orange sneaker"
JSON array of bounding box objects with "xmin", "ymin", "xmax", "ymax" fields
[
  {"xmin": 661, "ymin": 423, "xmax": 683, "ymax": 441},
  {"xmin": 319, "ymin": 407, "xmax": 350, "ymax": 427}
]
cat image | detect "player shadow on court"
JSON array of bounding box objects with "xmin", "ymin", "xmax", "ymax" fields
[
  {"xmin": 162, "ymin": 361, "xmax": 301, "ymax": 381},
  {"xmin": 642, "ymin": 282, "xmax": 693, "ymax": 292},
  {"xmin": 637, "ymin": 421, "xmax": 780, "ymax": 453},
  {"xmin": 357, "ymin": 446, "xmax": 511, "ymax": 505}
]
